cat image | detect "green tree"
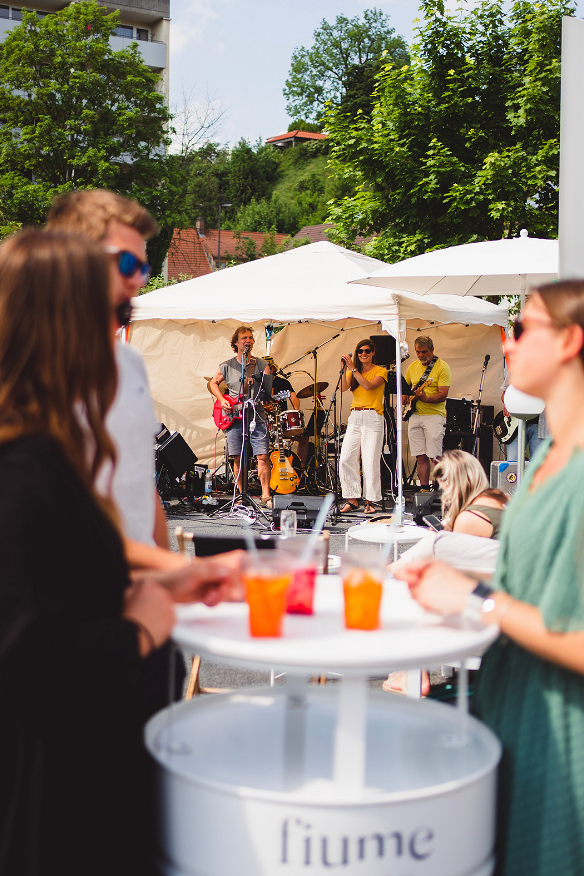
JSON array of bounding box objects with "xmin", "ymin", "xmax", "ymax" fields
[
  {"xmin": 0, "ymin": 0, "xmax": 172, "ymax": 271},
  {"xmin": 226, "ymin": 138, "xmax": 281, "ymax": 207},
  {"xmin": 229, "ymin": 193, "xmax": 300, "ymax": 234},
  {"xmin": 284, "ymin": 8, "xmax": 409, "ymax": 122},
  {"xmin": 326, "ymin": 0, "xmax": 571, "ymax": 262}
]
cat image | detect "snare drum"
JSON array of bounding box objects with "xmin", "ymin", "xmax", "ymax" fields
[{"xmin": 280, "ymin": 410, "xmax": 305, "ymax": 437}]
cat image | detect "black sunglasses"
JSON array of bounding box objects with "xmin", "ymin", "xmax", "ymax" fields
[
  {"xmin": 105, "ymin": 246, "xmax": 151, "ymax": 280},
  {"xmin": 512, "ymin": 317, "xmax": 525, "ymax": 340},
  {"xmin": 358, "ymin": 347, "xmax": 372, "ymax": 354}
]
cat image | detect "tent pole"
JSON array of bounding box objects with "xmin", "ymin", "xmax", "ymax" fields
[{"xmin": 395, "ymin": 305, "xmax": 404, "ymax": 524}]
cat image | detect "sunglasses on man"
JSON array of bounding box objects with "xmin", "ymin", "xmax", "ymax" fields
[{"xmin": 104, "ymin": 246, "xmax": 151, "ymax": 280}]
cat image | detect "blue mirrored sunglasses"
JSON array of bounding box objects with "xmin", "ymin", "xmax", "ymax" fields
[{"xmin": 105, "ymin": 246, "xmax": 151, "ymax": 280}]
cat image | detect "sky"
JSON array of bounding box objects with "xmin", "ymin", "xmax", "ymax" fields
[
  {"xmin": 168, "ymin": 0, "xmax": 432, "ymax": 147},
  {"xmin": 168, "ymin": 0, "xmax": 583, "ymax": 148}
]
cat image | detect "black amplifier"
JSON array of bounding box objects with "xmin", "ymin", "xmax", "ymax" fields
[
  {"xmin": 272, "ymin": 495, "xmax": 329, "ymax": 530},
  {"xmin": 446, "ymin": 398, "xmax": 472, "ymax": 433}
]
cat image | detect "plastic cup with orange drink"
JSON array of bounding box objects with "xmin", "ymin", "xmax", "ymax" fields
[
  {"xmin": 341, "ymin": 551, "xmax": 384, "ymax": 630},
  {"xmin": 243, "ymin": 551, "xmax": 293, "ymax": 637}
]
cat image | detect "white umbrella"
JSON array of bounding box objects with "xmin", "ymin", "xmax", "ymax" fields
[{"xmin": 351, "ymin": 230, "xmax": 558, "ymax": 306}]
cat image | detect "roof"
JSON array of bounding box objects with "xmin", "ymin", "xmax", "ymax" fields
[
  {"xmin": 292, "ymin": 223, "xmax": 377, "ymax": 248},
  {"xmin": 167, "ymin": 228, "xmax": 290, "ymax": 281},
  {"xmin": 266, "ymin": 130, "xmax": 328, "ymax": 145}
]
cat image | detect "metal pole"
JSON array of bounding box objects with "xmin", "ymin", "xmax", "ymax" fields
[
  {"xmin": 395, "ymin": 306, "xmax": 404, "ymax": 524},
  {"xmin": 217, "ymin": 203, "xmax": 221, "ymax": 270},
  {"xmin": 559, "ymin": 17, "xmax": 584, "ymax": 278},
  {"xmin": 517, "ymin": 419, "xmax": 526, "ymax": 485}
]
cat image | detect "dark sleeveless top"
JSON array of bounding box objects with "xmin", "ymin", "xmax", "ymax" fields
[{"xmin": 464, "ymin": 503, "xmax": 504, "ymax": 539}]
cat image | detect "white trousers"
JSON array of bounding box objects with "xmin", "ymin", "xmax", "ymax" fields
[{"xmin": 339, "ymin": 409, "xmax": 384, "ymax": 502}]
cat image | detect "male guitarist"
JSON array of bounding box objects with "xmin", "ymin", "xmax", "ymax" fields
[
  {"xmin": 402, "ymin": 336, "xmax": 451, "ymax": 491},
  {"xmin": 210, "ymin": 326, "xmax": 273, "ymax": 508}
]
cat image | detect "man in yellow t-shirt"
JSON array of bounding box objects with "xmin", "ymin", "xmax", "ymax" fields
[{"xmin": 402, "ymin": 336, "xmax": 451, "ymax": 490}]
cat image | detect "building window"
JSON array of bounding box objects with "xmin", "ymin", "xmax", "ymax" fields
[
  {"xmin": 0, "ymin": 6, "xmax": 8, "ymax": 18},
  {"xmin": 136, "ymin": 27, "xmax": 148, "ymax": 41},
  {"xmin": 11, "ymin": 7, "xmax": 22, "ymax": 19},
  {"xmin": 36, "ymin": 9, "xmax": 48, "ymax": 16},
  {"xmin": 114, "ymin": 24, "xmax": 133, "ymax": 38}
]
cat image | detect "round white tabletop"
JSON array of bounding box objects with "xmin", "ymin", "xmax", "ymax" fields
[
  {"xmin": 174, "ymin": 575, "xmax": 498, "ymax": 677},
  {"xmin": 345, "ymin": 521, "xmax": 430, "ymax": 560}
]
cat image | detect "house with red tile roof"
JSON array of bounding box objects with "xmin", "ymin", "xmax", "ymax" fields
[
  {"xmin": 266, "ymin": 130, "xmax": 328, "ymax": 149},
  {"xmin": 167, "ymin": 219, "xmax": 290, "ymax": 281},
  {"xmin": 292, "ymin": 223, "xmax": 377, "ymax": 248}
]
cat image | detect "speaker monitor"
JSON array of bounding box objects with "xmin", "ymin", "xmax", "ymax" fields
[
  {"xmin": 272, "ymin": 495, "xmax": 328, "ymax": 530},
  {"xmin": 157, "ymin": 431, "xmax": 198, "ymax": 480},
  {"xmin": 413, "ymin": 491, "xmax": 442, "ymax": 526}
]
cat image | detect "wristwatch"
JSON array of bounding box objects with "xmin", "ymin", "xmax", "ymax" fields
[{"xmin": 464, "ymin": 581, "xmax": 496, "ymax": 625}]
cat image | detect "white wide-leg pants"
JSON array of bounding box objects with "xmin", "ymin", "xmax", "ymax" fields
[{"xmin": 339, "ymin": 409, "xmax": 384, "ymax": 502}]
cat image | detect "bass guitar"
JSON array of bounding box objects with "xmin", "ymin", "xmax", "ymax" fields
[
  {"xmin": 213, "ymin": 394, "xmax": 243, "ymax": 430},
  {"xmin": 493, "ymin": 410, "xmax": 520, "ymax": 445},
  {"xmin": 269, "ymin": 404, "xmax": 301, "ymax": 495}
]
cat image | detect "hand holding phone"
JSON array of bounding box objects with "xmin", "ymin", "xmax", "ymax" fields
[{"xmin": 423, "ymin": 515, "xmax": 443, "ymax": 531}]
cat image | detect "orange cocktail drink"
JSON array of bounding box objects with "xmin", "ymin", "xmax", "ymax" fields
[
  {"xmin": 342, "ymin": 562, "xmax": 383, "ymax": 630},
  {"xmin": 243, "ymin": 552, "xmax": 293, "ymax": 637}
]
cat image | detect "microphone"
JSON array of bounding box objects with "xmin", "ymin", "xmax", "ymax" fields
[{"xmin": 483, "ymin": 354, "xmax": 490, "ymax": 367}]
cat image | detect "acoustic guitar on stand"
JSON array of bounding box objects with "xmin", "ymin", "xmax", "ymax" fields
[{"xmin": 270, "ymin": 400, "xmax": 300, "ymax": 495}]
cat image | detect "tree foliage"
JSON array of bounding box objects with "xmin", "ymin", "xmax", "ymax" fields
[
  {"xmin": 0, "ymin": 0, "xmax": 174, "ymax": 271},
  {"xmin": 284, "ymin": 8, "xmax": 409, "ymax": 122},
  {"xmin": 326, "ymin": 0, "xmax": 572, "ymax": 262}
]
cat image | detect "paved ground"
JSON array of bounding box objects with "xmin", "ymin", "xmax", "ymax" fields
[{"xmin": 165, "ymin": 489, "xmax": 451, "ymax": 696}]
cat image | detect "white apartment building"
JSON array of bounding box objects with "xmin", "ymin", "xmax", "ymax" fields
[{"xmin": 0, "ymin": 0, "xmax": 169, "ymax": 100}]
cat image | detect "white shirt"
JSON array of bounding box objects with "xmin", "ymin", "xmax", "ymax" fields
[{"xmin": 95, "ymin": 343, "xmax": 159, "ymax": 544}]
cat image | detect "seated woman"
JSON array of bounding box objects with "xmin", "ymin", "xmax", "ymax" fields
[
  {"xmin": 0, "ymin": 230, "xmax": 237, "ymax": 876},
  {"xmin": 432, "ymin": 450, "xmax": 508, "ymax": 539},
  {"xmin": 384, "ymin": 451, "xmax": 508, "ymax": 695}
]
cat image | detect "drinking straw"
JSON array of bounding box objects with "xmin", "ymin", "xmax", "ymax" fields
[
  {"xmin": 300, "ymin": 493, "xmax": 335, "ymax": 564},
  {"xmin": 242, "ymin": 519, "xmax": 260, "ymax": 559}
]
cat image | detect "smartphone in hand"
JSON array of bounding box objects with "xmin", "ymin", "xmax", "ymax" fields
[{"xmin": 423, "ymin": 515, "xmax": 444, "ymax": 531}]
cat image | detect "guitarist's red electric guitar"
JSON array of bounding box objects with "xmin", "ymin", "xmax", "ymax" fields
[{"xmin": 213, "ymin": 395, "xmax": 244, "ymax": 430}]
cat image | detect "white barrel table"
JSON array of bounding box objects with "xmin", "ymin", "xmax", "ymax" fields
[{"xmin": 146, "ymin": 576, "xmax": 501, "ymax": 876}]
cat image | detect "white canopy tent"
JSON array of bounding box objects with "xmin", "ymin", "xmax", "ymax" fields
[
  {"xmin": 351, "ymin": 231, "xmax": 558, "ymax": 304},
  {"xmin": 129, "ymin": 242, "xmax": 508, "ymax": 510}
]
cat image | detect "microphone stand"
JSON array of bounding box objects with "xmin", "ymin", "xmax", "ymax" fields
[
  {"xmin": 212, "ymin": 347, "xmax": 270, "ymax": 526},
  {"xmin": 472, "ymin": 355, "xmax": 490, "ymax": 458},
  {"xmin": 322, "ymin": 360, "xmax": 346, "ymax": 522},
  {"xmin": 281, "ymin": 333, "xmax": 340, "ymax": 480}
]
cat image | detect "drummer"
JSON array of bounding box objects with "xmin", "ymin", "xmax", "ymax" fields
[{"xmin": 269, "ymin": 363, "xmax": 300, "ymax": 411}]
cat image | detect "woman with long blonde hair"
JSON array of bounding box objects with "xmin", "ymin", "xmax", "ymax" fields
[
  {"xmin": 432, "ymin": 450, "xmax": 507, "ymax": 537},
  {"xmin": 0, "ymin": 230, "xmax": 230, "ymax": 875}
]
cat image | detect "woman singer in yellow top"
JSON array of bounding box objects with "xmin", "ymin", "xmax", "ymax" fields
[{"xmin": 339, "ymin": 338, "xmax": 388, "ymax": 515}]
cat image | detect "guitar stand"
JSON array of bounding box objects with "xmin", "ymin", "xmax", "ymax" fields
[{"xmin": 210, "ymin": 354, "xmax": 272, "ymax": 529}]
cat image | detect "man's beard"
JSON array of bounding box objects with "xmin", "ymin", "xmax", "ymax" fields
[{"xmin": 115, "ymin": 300, "xmax": 134, "ymax": 327}]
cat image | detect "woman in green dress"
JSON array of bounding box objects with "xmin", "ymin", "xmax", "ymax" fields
[{"xmin": 395, "ymin": 280, "xmax": 584, "ymax": 876}]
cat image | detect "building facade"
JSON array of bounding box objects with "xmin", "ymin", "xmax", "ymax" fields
[{"xmin": 0, "ymin": 0, "xmax": 169, "ymax": 100}]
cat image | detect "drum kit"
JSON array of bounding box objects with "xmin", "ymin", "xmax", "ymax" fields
[{"xmin": 206, "ymin": 376, "xmax": 345, "ymax": 496}]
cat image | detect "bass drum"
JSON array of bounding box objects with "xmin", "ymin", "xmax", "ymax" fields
[{"xmin": 280, "ymin": 410, "xmax": 305, "ymax": 437}]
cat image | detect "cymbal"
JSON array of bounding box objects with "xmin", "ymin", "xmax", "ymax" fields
[
  {"xmin": 205, "ymin": 377, "xmax": 227, "ymax": 396},
  {"xmin": 297, "ymin": 381, "xmax": 329, "ymax": 399}
]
